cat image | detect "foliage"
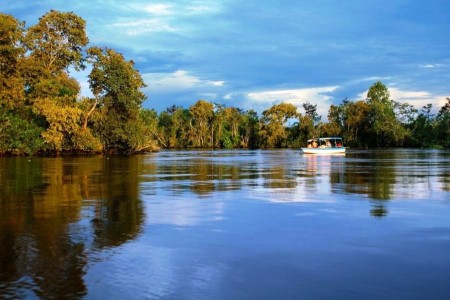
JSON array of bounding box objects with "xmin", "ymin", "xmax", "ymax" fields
[
  {"xmin": 86, "ymin": 47, "xmax": 149, "ymax": 153},
  {"xmin": 25, "ymin": 10, "xmax": 88, "ymax": 73},
  {"xmin": 188, "ymin": 100, "xmax": 214, "ymax": 147},
  {"xmin": 435, "ymin": 98, "xmax": 450, "ymax": 148},
  {"xmin": 1, "ymin": 10, "xmax": 450, "ymax": 155},
  {"xmin": 0, "ymin": 109, "xmax": 44, "ymax": 155},
  {"xmin": 366, "ymin": 81, "xmax": 406, "ymax": 146},
  {"xmin": 259, "ymin": 103, "xmax": 299, "ymax": 148},
  {"xmin": 0, "ymin": 13, "xmax": 26, "ymax": 109}
]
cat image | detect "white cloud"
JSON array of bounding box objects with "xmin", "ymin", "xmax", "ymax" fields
[
  {"xmin": 223, "ymin": 93, "xmax": 233, "ymax": 100},
  {"xmin": 420, "ymin": 64, "xmax": 441, "ymax": 68},
  {"xmin": 210, "ymin": 81, "xmax": 225, "ymax": 87},
  {"xmin": 143, "ymin": 70, "xmax": 225, "ymax": 92},
  {"xmin": 128, "ymin": 1, "xmax": 221, "ymax": 16},
  {"xmin": 112, "ymin": 19, "xmax": 176, "ymax": 35},
  {"xmin": 111, "ymin": 2, "xmax": 221, "ymax": 36},
  {"xmin": 358, "ymin": 76, "xmax": 392, "ymax": 83},
  {"xmin": 247, "ymin": 86, "xmax": 338, "ymax": 117},
  {"xmin": 186, "ymin": 4, "xmax": 221, "ymax": 14},
  {"xmin": 248, "ymin": 87, "xmax": 338, "ymax": 103},
  {"xmin": 141, "ymin": 3, "xmax": 173, "ymax": 15}
]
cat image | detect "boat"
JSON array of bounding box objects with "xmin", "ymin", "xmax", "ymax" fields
[{"xmin": 301, "ymin": 137, "xmax": 345, "ymax": 154}]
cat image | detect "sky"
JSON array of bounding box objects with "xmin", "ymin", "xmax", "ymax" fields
[{"xmin": 3, "ymin": 0, "xmax": 450, "ymax": 118}]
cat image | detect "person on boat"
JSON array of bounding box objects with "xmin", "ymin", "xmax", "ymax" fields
[
  {"xmin": 326, "ymin": 140, "xmax": 331, "ymax": 148},
  {"xmin": 312, "ymin": 140, "xmax": 318, "ymax": 148}
]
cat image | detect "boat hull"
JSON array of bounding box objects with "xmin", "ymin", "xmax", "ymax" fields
[{"xmin": 300, "ymin": 147, "xmax": 346, "ymax": 155}]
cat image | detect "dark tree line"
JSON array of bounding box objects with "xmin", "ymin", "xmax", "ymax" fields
[{"xmin": 1, "ymin": 11, "xmax": 449, "ymax": 155}]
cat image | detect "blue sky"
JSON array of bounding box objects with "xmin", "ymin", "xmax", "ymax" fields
[{"xmin": 4, "ymin": 0, "xmax": 450, "ymax": 117}]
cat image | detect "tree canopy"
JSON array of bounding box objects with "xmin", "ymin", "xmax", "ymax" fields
[{"xmin": 0, "ymin": 11, "xmax": 449, "ymax": 156}]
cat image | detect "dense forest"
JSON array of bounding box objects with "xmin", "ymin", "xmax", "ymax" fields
[{"xmin": 1, "ymin": 11, "xmax": 449, "ymax": 156}]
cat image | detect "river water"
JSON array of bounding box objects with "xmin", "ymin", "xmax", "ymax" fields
[{"xmin": 0, "ymin": 149, "xmax": 449, "ymax": 299}]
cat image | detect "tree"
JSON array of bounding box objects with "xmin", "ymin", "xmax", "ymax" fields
[
  {"xmin": 87, "ymin": 47, "xmax": 149, "ymax": 153},
  {"xmin": 422, "ymin": 103, "xmax": 433, "ymax": 121},
  {"xmin": 0, "ymin": 110, "xmax": 44, "ymax": 155},
  {"xmin": 239, "ymin": 109, "xmax": 260, "ymax": 149},
  {"xmin": 434, "ymin": 98, "xmax": 450, "ymax": 148},
  {"xmin": 158, "ymin": 105, "xmax": 191, "ymax": 148},
  {"xmin": 223, "ymin": 107, "xmax": 243, "ymax": 148},
  {"xmin": 302, "ymin": 102, "xmax": 321, "ymax": 124},
  {"xmin": 259, "ymin": 103, "xmax": 298, "ymax": 148},
  {"xmin": 188, "ymin": 100, "xmax": 214, "ymax": 147},
  {"xmin": 19, "ymin": 11, "xmax": 99, "ymax": 152},
  {"xmin": 0, "ymin": 13, "xmax": 26, "ymax": 108},
  {"xmin": 366, "ymin": 81, "xmax": 405, "ymax": 146},
  {"xmin": 394, "ymin": 101, "xmax": 417, "ymax": 125},
  {"xmin": 25, "ymin": 10, "xmax": 88, "ymax": 74},
  {"xmin": 344, "ymin": 100, "xmax": 370, "ymax": 146}
]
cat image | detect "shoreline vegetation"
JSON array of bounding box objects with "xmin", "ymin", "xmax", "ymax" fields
[{"xmin": 1, "ymin": 11, "xmax": 449, "ymax": 157}]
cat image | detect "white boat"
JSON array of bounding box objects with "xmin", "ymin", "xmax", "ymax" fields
[{"xmin": 301, "ymin": 137, "xmax": 345, "ymax": 154}]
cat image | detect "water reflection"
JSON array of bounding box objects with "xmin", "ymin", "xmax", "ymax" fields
[
  {"xmin": 0, "ymin": 156, "xmax": 144, "ymax": 299},
  {"xmin": 0, "ymin": 149, "xmax": 449, "ymax": 298}
]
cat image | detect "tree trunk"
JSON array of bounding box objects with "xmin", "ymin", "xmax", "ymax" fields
[{"xmin": 82, "ymin": 96, "xmax": 99, "ymax": 129}]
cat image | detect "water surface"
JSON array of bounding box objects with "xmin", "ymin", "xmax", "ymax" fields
[{"xmin": 1, "ymin": 149, "xmax": 449, "ymax": 299}]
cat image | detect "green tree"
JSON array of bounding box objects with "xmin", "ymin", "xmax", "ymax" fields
[
  {"xmin": 259, "ymin": 102, "xmax": 298, "ymax": 148},
  {"xmin": 344, "ymin": 100, "xmax": 370, "ymax": 146},
  {"xmin": 433, "ymin": 98, "xmax": 450, "ymax": 148},
  {"xmin": 327, "ymin": 104, "xmax": 344, "ymax": 135},
  {"xmin": 0, "ymin": 110, "xmax": 44, "ymax": 155},
  {"xmin": 158, "ymin": 105, "xmax": 190, "ymax": 148},
  {"xmin": 239, "ymin": 109, "xmax": 260, "ymax": 149},
  {"xmin": 302, "ymin": 102, "xmax": 321, "ymax": 124},
  {"xmin": 223, "ymin": 107, "xmax": 243, "ymax": 148},
  {"xmin": 87, "ymin": 47, "xmax": 149, "ymax": 153},
  {"xmin": 21, "ymin": 11, "xmax": 97, "ymax": 152},
  {"xmin": 212, "ymin": 103, "xmax": 226, "ymax": 148},
  {"xmin": 188, "ymin": 100, "xmax": 214, "ymax": 148},
  {"xmin": 366, "ymin": 82, "xmax": 406, "ymax": 146},
  {"xmin": 25, "ymin": 10, "xmax": 88, "ymax": 74}
]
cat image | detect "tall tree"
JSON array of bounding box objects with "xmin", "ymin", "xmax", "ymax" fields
[
  {"xmin": 434, "ymin": 98, "xmax": 450, "ymax": 147},
  {"xmin": 25, "ymin": 10, "xmax": 88, "ymax": 74},
  {"xmin": 259, "ymin": 102, "xmax": 298, "ymax": 148},
  {"xmin": 302, "ymin": 102, "xmax": 321, "ymax": 124},
  {"xmin": 0, "ymin": 13, "xmax": 25, "ymax": 108},
  {"xmin": 366, "ymin": 81, "xmax": 405, "ymax": 146},
  {"xmin": 239, "ymin": 109, "xmax": 259, "ymax": 149},
  {"xmin": 223, "ymin": 107, "xmax": 243, "ymax": 148},
  {"xmin": 344, "ymin": 100, "xmax": 370, "ymax": 146},
  {"xmin": 21, "ymin": 11, "xmax": 96, "ymax": 152},
  {"xmin": 87, "ymin": 47, "xmax": 149, "ymax": 153},
  {"xmin": 188, "ymin": 100, "xmax": 214, "ymax": 147}
]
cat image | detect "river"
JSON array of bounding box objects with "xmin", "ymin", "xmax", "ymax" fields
[{"xmin": 1, "ymin": 149, "xmax": 449, "ymax": 299}]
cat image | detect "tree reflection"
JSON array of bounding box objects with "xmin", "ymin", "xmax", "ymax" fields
[
  {"xmin": 90, "ymin": 157, "xmax": 144, "ymax": 248},
  {"xmin": 334, "ymin": 151, "xmax": 400, "ymax": 217},
  {"xmin": 0, "ymin": 156, "xmax": 144, "ymax": 298},
  {"xmin": 370, "ymin": 203, "xmax": 388, "ymax": 218}
]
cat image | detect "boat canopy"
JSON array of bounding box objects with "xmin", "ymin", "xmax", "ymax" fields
[
  {"xmin": 307, "ymin": 137, "xmax": 342, "ymax": 142},
  {"xmin": 306, "ymin": 137, "xmax": 343, "ymax": 148}
]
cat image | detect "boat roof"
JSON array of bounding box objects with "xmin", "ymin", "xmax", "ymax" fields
[{"xmin": 307, "ymin": 137, "xmax": 342, "ymax": 142}]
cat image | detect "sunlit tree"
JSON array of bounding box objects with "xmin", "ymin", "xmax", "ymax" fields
[
  {"xmin": 259, "ymin": 102, "xmax": 299, "ymax": 148},
  {"xmin": 87, "ymin": 47, "xmax": 149, "ymax": 153},
  {"xmin": 188, "ymin": 100, "xmax": 214, "ymax": 147}
]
